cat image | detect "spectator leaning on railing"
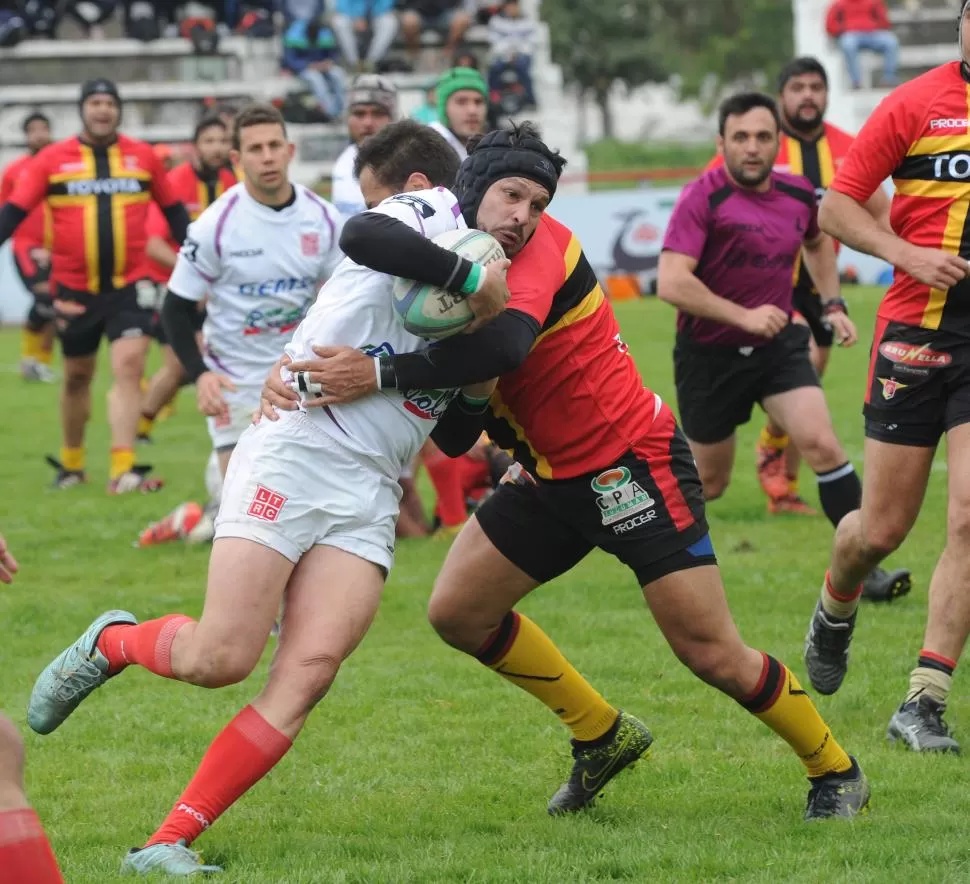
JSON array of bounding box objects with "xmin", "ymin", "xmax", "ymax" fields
[
  {"xmin": 487, "ymin": 0, "xmax": 536, "ymax": 108},
  {"xmin": 825, "ymin": 0, "xmax": 900, "ymax": 89},
  {"xmin": 281, "ymin": 2, "xmax": 347, "ymax": 120}
]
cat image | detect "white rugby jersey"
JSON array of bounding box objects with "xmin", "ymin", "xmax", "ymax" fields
[
  {"xmin": 331, "ymin": 143, "xmax": 366, "ymax": 217},
  {"xmin": 168, "ymin": 181, "xmax": 343, "ymax": 389},
  {"xmin": 429, "ymin": 121, "xmax": 468, "ymax": 161},
  {"xmin": 285, "ymin": 186, "xmax": 466, "ymax": 478}
]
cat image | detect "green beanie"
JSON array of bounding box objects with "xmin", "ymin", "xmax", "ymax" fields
[{"xmin": 436, "ymin": 67, "xmax": 488, "ymax": 123}]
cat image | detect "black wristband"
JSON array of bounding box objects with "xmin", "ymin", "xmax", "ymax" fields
[
  {"xmin": 378, "ymin": 354, "xmax": 398, "ymax": 390},
  {"xmin": 822, "ymin": 297, "xmax": 848, "ymax": 316}
]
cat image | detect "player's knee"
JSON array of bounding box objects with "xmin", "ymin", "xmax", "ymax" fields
[
  {"xmin": 700, "ymin": 472, "xmax": 729, "ymax": 501},
  {"xmin": 64, "ymin": 367, "xmax": 93, "ymax": 395},
  {"xmin": 287, "ymin": 653, "xmax": 343, "ymax": 709},
  {"xmin": 673, "ymin": 639, "xmax": 737, "ymax": 690},
  {"xmin": 798, "ymin": 431, "xmax": 843, "ymax": 471},
  {"xmin": 946, "ymin": 504, "xmax": 970, "ymax": 547},
  {"xmin": 427, "ymin": 594, "xmax": 477, "ymax": 649},
  {"xmin": 182, "ymin": 645, "xmax": 255, "ymax": 688},
  {"xmin": 860, "ymin": 518, "xmax": 907, "ymax": 560},
  {"xmin": 111, "ymin": 352, "xmax": 146, "ymax": 384}
]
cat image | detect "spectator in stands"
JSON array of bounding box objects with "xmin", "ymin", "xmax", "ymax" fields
[
  {"xmin": 487, "ymin": 0, "xmax": 536, "ymax": 108},
  {"xmin": 281, "ymin": 3, "xmax": 347, "ymax": 120},
  {"xmin": 331, "ymin": 0, "xmax": 399, "ymax": 73},
  {"xmin": 398, "ymin": 0, "xmax": 476, "ymax": 66},
  {"xmin": 825, "ymin": 0, "xmax": 899, "ymax": 89},
  {"xmin": 429, "ymin": 66, "xmax": 488, "ymax": 159}
]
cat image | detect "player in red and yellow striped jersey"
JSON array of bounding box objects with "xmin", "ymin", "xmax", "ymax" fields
[
  {"xmin": 1, "ymin": 113, "xmax": 55, "ymax": 382},
  {"xmin": 0, "ymin": 79, "xmax": 190, "ymax": 494},
  {"xmin": 265, "ymin": 124, "xmax": 869, "ymax": 820},
  {"xmin": 709, "ymin": 58, "xmax": 892, "ymax": 518},
  {"xmin": 803, "ymin": 4, "xmax": 970, "ymax": 752}
]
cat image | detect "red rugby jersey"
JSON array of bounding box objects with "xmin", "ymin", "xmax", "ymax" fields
[
  {"xmin": 831, "ymin": 61, "xmax": 970, "ymax": 332},
  {"xmin": 0, "ymin": 152, "xmax": 52, "ymax": 276},
  {"xmin": 141, "ymin": 161, "xmax": 237, "ymax": 283},
  {"xmin": 7, "ymin": 133, "xmax": 178, "ymax": 294},
  {"xmin": 484, "ymin": 214, "xmax": 657, "ymax": 480}
]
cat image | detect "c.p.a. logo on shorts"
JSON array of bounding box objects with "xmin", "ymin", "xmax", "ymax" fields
[
  {"xmin": 247, "ymin": 484, "xmax": 287, "ymax": 522},
  {"xmin": 591, "ymin": 466, "xmax": 656, "ymax": 529}
]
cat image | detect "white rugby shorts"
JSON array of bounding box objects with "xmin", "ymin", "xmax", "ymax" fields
[
  {"xmin": 206, "ymin": 384, "xmax": 262, "ymax": 451},
  {"xmin": 215, "ymin": 410, "xmax": 402, "ymax": 572}
]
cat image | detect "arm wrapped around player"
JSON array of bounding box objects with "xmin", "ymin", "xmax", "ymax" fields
[{"xmin": 430, "ymin": 385, "xmax": 496, "ymax": 458}]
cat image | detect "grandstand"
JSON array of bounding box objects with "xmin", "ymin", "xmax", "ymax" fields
[{"xmin": 0, "ymin": 0, "xmax": 585, "ymax": 190}]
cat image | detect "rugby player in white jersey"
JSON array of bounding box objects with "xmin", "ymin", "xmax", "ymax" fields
[
  {"xmin": 150, "ymin": 103, "xmax": 343, "ymax": 544},
  {"xmin": 25, "ymin": 119, "xmax": 511, "ymax": 876}
]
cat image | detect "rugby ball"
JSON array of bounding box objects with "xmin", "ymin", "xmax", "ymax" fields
[{"xmin": 392, "ymin": 228, "xmax": 506, "ymax": 340}]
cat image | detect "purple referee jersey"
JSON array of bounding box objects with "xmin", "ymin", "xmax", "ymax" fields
[{"xmin": 663, "ymin": 166, "xmax": 820, "ymax": 348}]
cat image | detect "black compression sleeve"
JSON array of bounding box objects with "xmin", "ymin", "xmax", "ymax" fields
[
  {"xmin": 340, "ymin": 212, "xmax": 475, "ymax": 291},
  {"xmin": 0, "ymin": 203, "xmax": 28, "ymax": 247},
  {"xmin": 387, "ymin": 309, "xmax": 539, "ymax": 390},
  {"xmin": 162, "ymin": 202, "xmax": 191, "ymax": 245},
  {"xmin": 161, "ymin": 290, "xmax": 208, "ymax": 382},
  {"xmin": 430, "ymin": 396, "xmax": 490, "ymax": 458}
]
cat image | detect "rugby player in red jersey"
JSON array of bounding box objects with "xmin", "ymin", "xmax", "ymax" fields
[
  {"xmin": 0, "ymin": 112, "xmax": 55, "ymax": 382},
  {"xmin": 804, "ymin": 2, "xmax": 970, "ymax": 753},
  {"xmin": 260, "ymin": 124, "xmax": 869, "ymax": 820}
]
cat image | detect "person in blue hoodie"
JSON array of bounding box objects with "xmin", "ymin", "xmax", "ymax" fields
[{"xmin": 282, "ymin": 0, "xmax": 348, "ymax": 119}]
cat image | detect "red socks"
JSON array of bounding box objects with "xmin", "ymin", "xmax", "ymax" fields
[
  {"xmin": 97, "ymin": 615, "xmax": 194, "ymax": 677},
  {"xmin": 146, "ymin": 705, "xmax": 292, "ymax": 847},
  {"xmin": 0, "ymin": 809, "xmax": 63, "ymax": 884}
]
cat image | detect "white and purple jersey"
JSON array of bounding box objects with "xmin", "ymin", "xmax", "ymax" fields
[
  {"xmin": 168, "ymin": 181, "xmax": 344, "ymax": 388},
  {"xmin": 663, "ymin": 166, "xmax": 821, "ymax": 348},
  {"xmin": 285, "ymin": 186, "xmax": 465, "ymax": 479}
]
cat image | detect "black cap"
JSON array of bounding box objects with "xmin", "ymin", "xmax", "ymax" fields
[
  {"xmin": 454, "ymin": 123, "xmax": 566, "ymax": 228},
  {"xmin": 79, "ymin": 78, "xmax": 121, "ymax": 109}
]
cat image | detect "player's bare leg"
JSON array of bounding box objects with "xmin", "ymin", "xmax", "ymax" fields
[
  {"xmin": 888, "ymin": 423, "xmax": 970, "ymax": 753},
  {"xmin": 643, "ymin": 563, "xmax": 868, "ymax": 819},
  {"xmin": 49, "ymin": 354, "xmax": 96, "ymax": 487},
  {"xmin": 429, "ymin": 518, "xmax": 651, "ymax": 814},
  {"xmin": 686, "ymin": 434, "xmax": 736, "ymax": 501},
  {"xmin": 107, "ymin": 334, "xmax": 162, "ymax": 493},
  {"xmin": 0, "ymin": 714, "xmax": 64, "ymax": 882},
  {"xmin": 139, "ymin": 345, "xmax": 186, "ymax": 442},
  {"xmin": 122, "ymin": 546, "xmax": 385, "ymax": 873},
  {"xmin": 28, "ymin": 537, "xmax": 293, "ymax": 737},
  {"xmin": 804, "ymin": 436, "xmax": 931, "ymax": 695}
]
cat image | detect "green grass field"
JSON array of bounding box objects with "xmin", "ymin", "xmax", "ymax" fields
[{"xmin": 0, "ymin": 287, "xmax": 962, "ymax": 883}]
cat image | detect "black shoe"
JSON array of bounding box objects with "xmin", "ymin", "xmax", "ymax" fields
[
  {"xmin": 804, "ymin": 600, "xmax": 856, "ymax": 695},
  {"xmin": 861, "ymin": 566, "xmax": 911, "ymax": 603},
  {"xmin": 136, "ymin": 432, "xmax": 153, "ymax": 445},
  {"xmin": 547, "ymin": 711, "xmax": 653, "ymax": 815},
  {"xmin": 45, "ymin": 455, "xmax": 86, "ymax": 489},
  {"xmin": 804, "ymin": 756, "xmax": 870, "ymax": 821},
  {"xmin": 887, "ymin": 694, "xmax": 960, "ymax": 753}
]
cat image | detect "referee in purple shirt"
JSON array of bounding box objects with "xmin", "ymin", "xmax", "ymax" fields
[{"xmin": 656, "ymin": 93, "xmax": 898, "ymax": 582}]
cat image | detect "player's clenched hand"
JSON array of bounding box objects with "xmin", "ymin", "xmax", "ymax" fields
[
  {"xmin": 256, "ymin": 355, "xmax": 299, "ymax": 423},
  {"xmin": 0, "ymin": 534, "xmax": 19, "ymax": 585},
  {"xmin": 828, "ymin": 312, "xmax": 858, "ymax": 347},
  {"xmin": 900, "ymin": 246, "xmax": 970, "ymax": 290},
  {"xmin": 740, "ymin": 304, "xmax": 788, "ymax": 338},
  {"xmin": 464, "ymin": 258, "xmax": 511, "ymax": 335},
  {"xmin": 197, "ymin": 371, "xmax": 236, "ymax": 420},
  {"xmin": 287, "ymin": 345, "xmax": 377, "ymax": 406}
]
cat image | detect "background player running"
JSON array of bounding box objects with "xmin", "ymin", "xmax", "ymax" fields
[
  {"xmin": 804, "ymin": 3, "xmax": 970, "ymax": 753},
  {"xmin": 0, "ymin": 112, "xmax": 55, "ymax": 383},
  {"xmin": 661, "ymin": 92, "xmax": 909, "ymax": 607}
]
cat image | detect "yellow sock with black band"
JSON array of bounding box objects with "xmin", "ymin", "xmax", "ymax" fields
[
  {"xmin": 110, "ymin": 447, "xmax": 135, "ymax": 480},
  {"xmin": 738, "ymin": 652, "xmax": 852, "ymax": 778},
  {"xmin": 477, "ymin": 611, "xmax": 619, "ymax": 742},
  {"xmin": 758, "ymin": 425, "xmax": 788, "ymax": 451},
  {"xmin": 60, "ymin": 447, "xmax": 85, "ymax": 472},
  {"xmin": 21, "ymin": 328, "xmax": 45, "ymax": 360}
]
